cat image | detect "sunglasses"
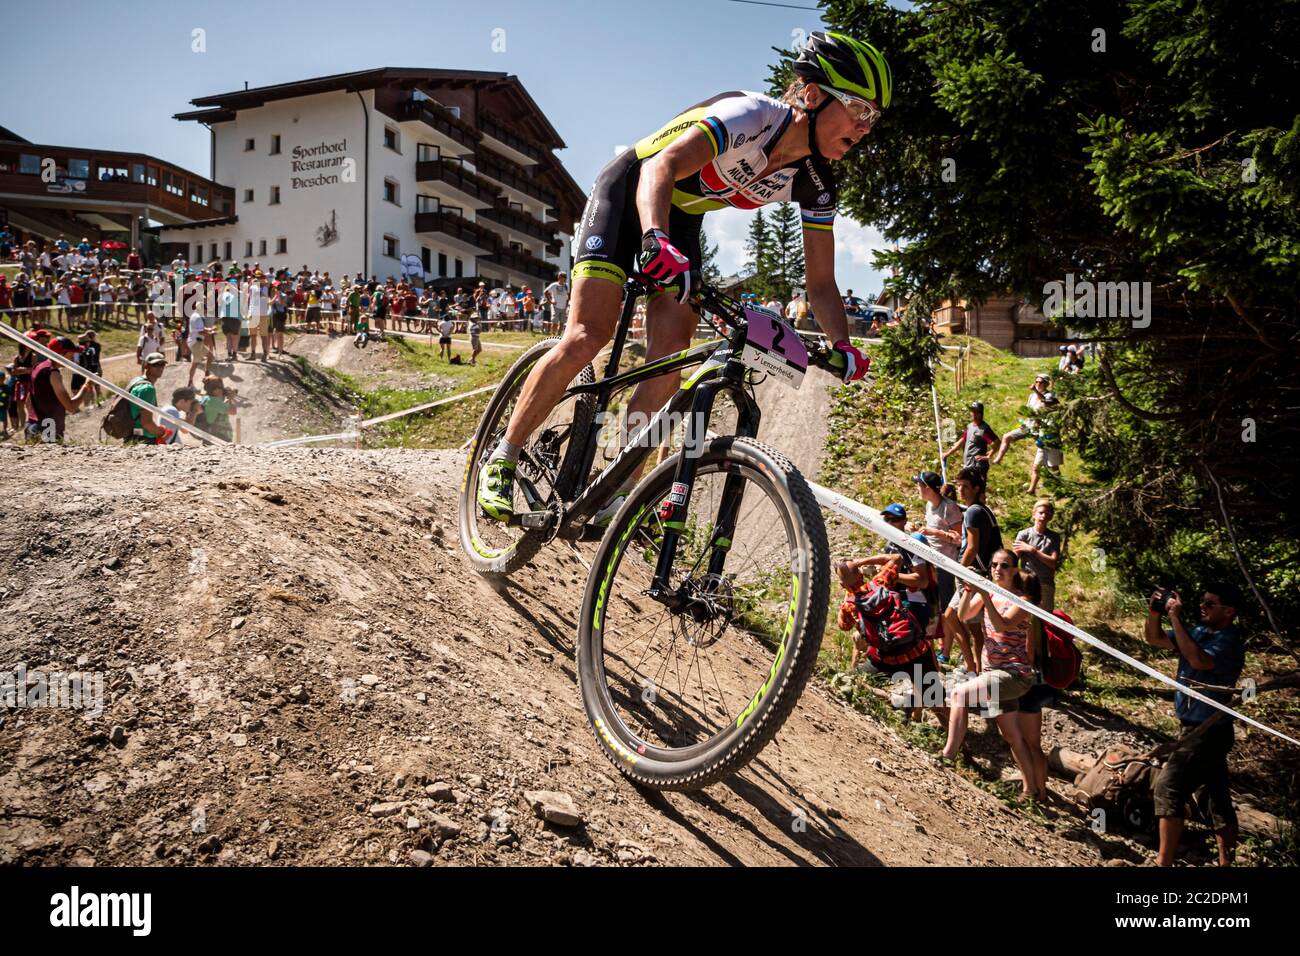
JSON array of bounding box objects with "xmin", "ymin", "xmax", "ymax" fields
[
  {"xmin": 1200, "ymin": 599, "xmax": 1221, "ymax": 608},
  {"xmin": 990, "ymin": 561, "xmax": 1015, "ymax": 569},
  {"xmin": 817, "ymin": 85, "xmax": 882, "ymax": 128}
]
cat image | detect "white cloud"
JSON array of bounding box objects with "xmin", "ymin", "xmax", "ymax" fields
[{"xmin": 702, "ymin": 209, "xmax": 892, "ymax": 296}]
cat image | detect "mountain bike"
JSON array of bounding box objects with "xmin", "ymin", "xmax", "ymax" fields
[{"xmin": 458, "ymin": 278, "xmax": 846, "ymax": 790}]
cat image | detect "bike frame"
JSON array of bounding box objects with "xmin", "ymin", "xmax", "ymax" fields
[{"xmin": 514, "ymin": 280, "xmax": 761, "ymax": 604}]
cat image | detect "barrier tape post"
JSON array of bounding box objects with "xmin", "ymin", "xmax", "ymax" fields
[
  {"xmin": 808, "ymin": 479, "xmax": 1300, "ymax": 748},
  {"xmin": 1, "ymin": 321, "xmax": 227, "ymax": 445}
]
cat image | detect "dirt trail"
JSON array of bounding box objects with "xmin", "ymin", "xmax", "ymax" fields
[{"xmin": 0, "ymin": 443, "xmax": 1124, "ymax": 867}]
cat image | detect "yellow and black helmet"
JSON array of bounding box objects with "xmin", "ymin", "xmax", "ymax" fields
[{"xmin": 793, "ymin": 31, "xmax": 892, "ymax": 108}]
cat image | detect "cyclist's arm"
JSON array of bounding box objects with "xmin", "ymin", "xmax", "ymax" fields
[
  {"xmin": 635, "ymin": 128, "xmax": 717, "ymax": 234},
  {"xmin": 803, "ymin": 227, "xmax": 850, "ymax": 344}
]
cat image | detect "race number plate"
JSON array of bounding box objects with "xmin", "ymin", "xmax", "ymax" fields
[{"xmin": 740, "ymin": 306, "xmax": 808, "ymax": 388}]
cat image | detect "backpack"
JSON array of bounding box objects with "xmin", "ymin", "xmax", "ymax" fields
[
  {"xmin": 840, "ymin": 565, "xmax": 924, "ymax": 659},
  {"xmin": 1041, "ymin": 609, "xmax": 1083, "ymax": 689},
  {"xmin": 1075, "ymin": 746, "xmax": 1158, "ymax": 833},
  {"xmin": 101, "ymin": 396, "xmax": 136, "ymax": 440}
]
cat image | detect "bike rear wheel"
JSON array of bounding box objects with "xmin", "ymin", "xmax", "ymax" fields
[
  {"xmin": 577, "ymin": 437, "xmax": 829, "ymax": 791},
  {"xmin": 459, "ymin": 338, "xmax": 595, "ymax": 575}
]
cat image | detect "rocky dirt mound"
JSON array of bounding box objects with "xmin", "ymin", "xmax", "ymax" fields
[{"xmin": 0, "ymin": 443, "xmax": 1122, "ymax": 867}]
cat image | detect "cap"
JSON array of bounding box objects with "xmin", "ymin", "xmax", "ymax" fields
[
  {"xmin": 912, "ymin": 470, "xmax": 943, "ymax": 491},
  {"xmin": 1034, "ymin": 373, "xmax": 1050, "ymax": 382},
  {"xmin": 48, "ymin": 336, "xmax": 82, "ymax": 355},
  {"xmin": 144, "ymin": 352, "xmax": 167, "ymax": 366},
  {"xmin": 968, "ymin": 401, "xmax": 984, "ymax": 413},
  {"xmin": 1058, "ymin": 345, "xmax": 1070, "ymax": 353},
  {"xmin": 882, "ymin": 503, "xmax": 907, "ymax": 520}
]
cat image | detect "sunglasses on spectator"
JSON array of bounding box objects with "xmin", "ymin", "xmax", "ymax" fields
[
  {"xmin": 990, "ymin": 561, "xmax": 1015, "ymax": 569},
  {"xmin": 1200, "ymin": 599, "xmax": 1221, "ymax": 608},
  {"xmin": 817, "ymin": 85, "xmax": 882, "ymax": 128}
]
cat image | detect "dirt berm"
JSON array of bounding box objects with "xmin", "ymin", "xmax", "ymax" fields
[{"xmin": 0, "ymin": 442, "xmax": 1109, "ymax": 866}]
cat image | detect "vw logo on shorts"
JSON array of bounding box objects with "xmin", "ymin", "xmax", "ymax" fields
[
  {"xmin": 817, "ymin": 192, "xmax": 831, "ymax": 205},
  {"xmin": 585, "ymin": 235, "xmax": 604, "ymax": 251}
]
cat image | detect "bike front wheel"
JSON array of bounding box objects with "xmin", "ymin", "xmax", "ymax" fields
[{"xmin": 577, "ymin": 437, "xmax": 829, "ymax": 791}]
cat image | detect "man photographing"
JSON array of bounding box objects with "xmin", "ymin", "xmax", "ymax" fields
[{"xmin": 1142, "ymin": 583, "xmax": 1247, "ymax": 866}]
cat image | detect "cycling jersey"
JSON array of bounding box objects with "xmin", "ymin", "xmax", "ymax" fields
[{"xmin": 574, "ymin": 91, "xmax": 837, "ymax": 286}]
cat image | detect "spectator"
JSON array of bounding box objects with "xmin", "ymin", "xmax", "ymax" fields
[
  {"xmin": 186, "ymin": 309, "xmax": 213, "ymax": 387},
  {"xmin": 70, "ymin": 330, "xmax": 102, "ymax": 406},
  {"xmin": 269, "ymin": 284, "xmax": 289, "ymax": 356},
  {"xmin": 544, "ymin": 273, "xmax": 569, "ymax": 330},
  {"xmin": 943, "ymin": 401, "xmax": 999, "ymax": 477},
  {"xmin": 991, "ymin": 373, "xmax": 1049, "ymax": 460},
  {"xmin": 1144, "ymin": 583, "xmax": 1247, "ymax": 867},
  {"xmin": 219, "ymin": 283, "xmax": 241, "ymax": 361},
  {"xmin": 1057, "ymin": 344, "xmax": 1072, "ymax": 374},
  {"xmin": 941, "ymin": 466, "xmax": 1003, "ymax": 670},
  {"xmin": 941, "ymin": 550, "xmax": 1040, "ymax": 789},
  {"xmin": 469, "ymin": 311, "xmax": 482, "ymax": 366},
  {"xmin": 159, "ymin": 386, "xmax": 199, "ymax": 444},
  {"xmin": 125, "ymin": 352, "xmax": 172, "ymax": 443},
  {"xmin": 915, "ymin": 470, "xmax": 963, "ymax": 661},
  {"xmin": 0, "ymin": 363, "xmax": 14, "ymax": 438},
  {"xmin": 1026, "ymin": 392, "xmax": 1063, "ymax": 494},
  {"xmin": 24, "ymin": 336, "xmax": 92, "ymax": 442},
  {"xmin": 1069, "ymin": 344, "xmax": 1086, "ymax": 373},
  {"xmin": 137, "ymin": 313, "xmax": 164, "ymax": 370},
  {"xmin": 1013, "ymin": 499, "xmax": 1061, "ymax": 610},
  {"xmin": 196, "ymin": 375, "xmax": 236, "ymax": 442},
  {"xmin": 438, "ymin": 310, "xmax": 454, "ymax": 361},
  {"xmin": 353, "ymin": 310, "xmax": 370, "ymax": 349}
]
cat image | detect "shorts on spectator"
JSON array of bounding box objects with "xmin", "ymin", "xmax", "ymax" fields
[
  {"xmin": 1038, "ymin": 581, "xmax": 1056, "ymax": 612},
  {"xmin": 1035, "ymin": 445, "xmax": 1063, "ymax": 469},
  {"xmin": 273, "ymin": 315, "xmax": 287, "ymax": 332},
  {"xmin": 254, "ymin": 317, "xmax": 269, "ymax": 336},
  {"xmin": 956, "ymin": 668, "xmax": 1033, "ymax": 717},
  {"xmin": 1017, "ymin": 682, "xmax": 1058, "ymax": 714},
  {"xmin": 946, "ymin": 581, "xmax": 983, "ymax": 622},
  {"xmin": 439, "ymin": 336, "xmax": 452, "ymax": 345},
  {"xmin": 190, "ymin": 340, "xmax": 208, "ymax": 364},
  {"xmin": 220, "ymin": 317, "xmax": 240, "ymax": 336},
  {"xmin": 1005, "ymin": 425, "xmax": 1030, "ymax": 442},
  {"xmin": 1153, "ymin": 719, "xmax": 1237, "ymax": 830}
]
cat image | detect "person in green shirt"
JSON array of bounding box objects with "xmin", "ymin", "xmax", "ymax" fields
[
  {"xmin": 127, "ymin": 352, "xmax": 171, "ymax": 443},
  {"xmin": 353, "ymin": 314, "xmax": 370, "ymax": 350},
  {"xmin": 197, "ymin": 374, "xmax": 236, "ymax": 442}
]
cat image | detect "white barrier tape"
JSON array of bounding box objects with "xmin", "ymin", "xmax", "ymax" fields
[
  {"xmin": 0, "ymin": 322, "xmax": 227, "ymax": 446},
  {"xmin": 263, "ymin": 431, "xmax": 360, "ymax": 449},
  {"xmin": 807, "ymin": 480, "xmax": 1300, "ymax": 747}
]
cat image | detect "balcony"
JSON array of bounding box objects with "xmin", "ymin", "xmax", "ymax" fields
[
  {"xmin": 414, "ymin": 209, "xmax": 500, "ymax": 255},
  {"xmin": 479, "ymin": 112, "xmax": 544, "ymax": 165},
  {"xmin": 415, "ymin": 159, "xmax": 499, "ymax": 208},
  {"xmin": 475, "ymin": 148, "xmax": 557, "ymax": 208},
  {"xmin": 477, "ymin": 201, "xmax": 557, "ymax": 245},
  {"xmin": 398, "ymin": 99, "xmax": 480, "ymax": 151},
  {"xmin": 484, "ymin": 245, "xmax": 557, "ymax": 287}
]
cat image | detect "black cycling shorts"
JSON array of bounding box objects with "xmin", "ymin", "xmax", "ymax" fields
[{"xmin": 572, "ymin": 150, "xmax": 703, "ymax": 288}]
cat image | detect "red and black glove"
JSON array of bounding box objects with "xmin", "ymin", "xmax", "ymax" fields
[
  {"xmin": 637, "ymin": 229, "xmax": 691, "ymax": 304},
  {"xmin": 830, "ymin": 340, "xmax": 870, "ymax": 383}
]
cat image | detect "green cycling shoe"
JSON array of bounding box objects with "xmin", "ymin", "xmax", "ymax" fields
[{"xmin": 478, "ymin": 458, "xmax": 517, "ymax": 522}]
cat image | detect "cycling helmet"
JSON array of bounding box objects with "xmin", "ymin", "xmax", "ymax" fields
[{"xmin": 793, "ymin": 32, "xmax": 892, "ymax": 109}]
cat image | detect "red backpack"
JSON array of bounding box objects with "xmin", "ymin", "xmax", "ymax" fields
[
  {"xmin": 839, "ymin": 565, "xmax": 924, "ymax": 659},
  {"xmin": 1040, "ymin": 609, "xmax": 1082, "ymax": 689}
]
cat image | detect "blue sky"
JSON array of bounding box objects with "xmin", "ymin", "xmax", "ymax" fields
[{"xmin": 2, "ymin": 0, "xmax": 890, "ymax": 294}]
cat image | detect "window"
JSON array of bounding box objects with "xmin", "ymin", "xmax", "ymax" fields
[
  {"xmin": 245, "ymin": 138, "xmax": 255, "ymax": 151},
  {"xmin": 455, "ymin": 258, "xmax": 463, "ymax": 278},
  {"xmin": 421, "ymin": 247, "xmax": 431, "ymax": 274},
  {"xmin": 382, "ymin": 235, "xmax": 399, "ymax": 258},
  {"xmin": 270, "ymin": 134, "xmax": 281, "ymax": 155},
  {"xmin": 446, "ymin": 105, "xmax": 461, "ymax": 119},
  {"xmin": 191, "ymin": 185, "xmax": 209, "ymax": 206},
  {"xmin": 194, "ymin": 244, "xmax": 203, "ymax": 263},
  {"xmin": 67, "ymin": 158, "xmax": 89, "ymax": 179},
  {"xmin": 244, "ymin": 188, "xmax": 254, "ymax": 203},
  {"xmin": 438, "ymin": 252, "xmax": 447, "ymax": 278},
  {"xmin": 210, "ymin": 243, "xmax": 218, "ymax": 262},
  {"xmin": 383, "ymin": 178, "xmax": 399, "ymax": 205},
  {"xmin": 269, "ymin": 185, "xmax": 281, "ymax": 205},
  {"xmin": 245, "ymin": 241, "xmax": 254, "ymax": 258},
  {"xmin": 99, "ymin": 165, "xmax": 129, "ymax": 182},
  {"xmin": 416, "ymin": 194, "xmax": 438, "ymax": 214},
  {"xmin": 164, "ymin": 173, "xmax": 184, "ymax": 197},
  {"xmin": 223, "ymin": 241, "xmax": 232, "ymax": 261},
  {"xmin": 132, "ymin": 163, "xmax": 145, "ymax": 184},
  {"xmin": 383, "ymin": 126, "xmax": 400, "ymax": 152},
  {"xmin": 417, "ymin": 143, "xmax": 440, "ymax": 162},
  {"xmin": 19, "ymin": 154, "xmax": 40, "ymax": 174},
  {"xmin": 441, "ymin": 204, "xmax": 463, "ymax": 218},
  {"xmin": 259, "ymin": 239, "xmax": 267, "ymax": 256},
  {"xmin": 276, "ymin": 237, "xmax": 287, "ymax": 254},
  {"xmin": 146, "ymin": 166, "xmax": 159, "ymax": 187}
]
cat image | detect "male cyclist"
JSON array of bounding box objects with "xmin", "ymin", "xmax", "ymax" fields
[{"xmin": 479, "ymin": 32, "xmax": 890, "ymax": 523}]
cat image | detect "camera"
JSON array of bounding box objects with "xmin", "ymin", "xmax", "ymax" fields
[{"xmin": 1150, "ymin": 587, "xmax": 1175, "ymax": 614}]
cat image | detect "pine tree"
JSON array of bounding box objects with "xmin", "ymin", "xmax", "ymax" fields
[
  {"xmin": 699, "ymin": 228, "xmax": 723, "ymax": 286},
  {"xmin": 766, "ymin": 202, "xmax": 805, "ymax": 304},
  {"xmin": 743, "ymin": 210, "xmax": 775, "ymax": 300}
]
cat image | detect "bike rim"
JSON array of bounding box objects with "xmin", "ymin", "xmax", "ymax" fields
[{"xmin": 589, "ymin": 459, "xmax": 804, "ymax": 762}]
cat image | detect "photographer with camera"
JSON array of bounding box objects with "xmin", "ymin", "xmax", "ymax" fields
[{"xmin": 1142, "ymin": 582, "xmax": 1247, "ymax": 866}]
